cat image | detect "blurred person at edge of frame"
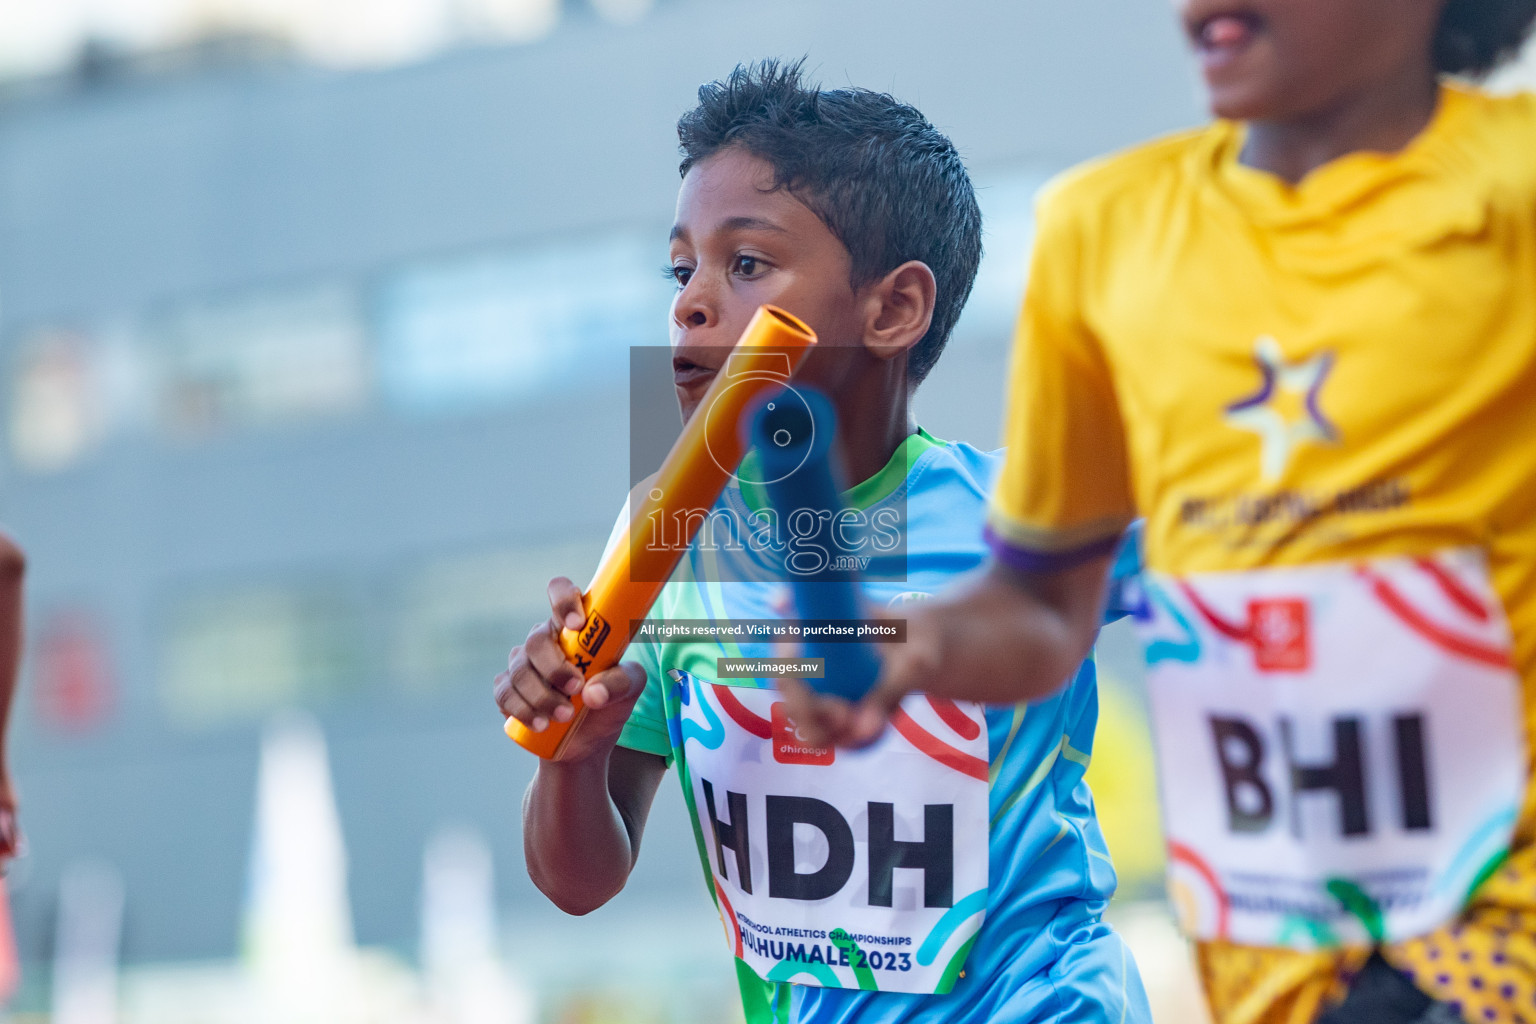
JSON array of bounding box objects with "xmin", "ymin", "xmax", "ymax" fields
[
  {"xmin": 777, "ymin": 1, "xmax": 1536, "ymax": 1024},
  {"xmin": 0, "ymin": 529, "xmax": 23, "ymax": 864}
]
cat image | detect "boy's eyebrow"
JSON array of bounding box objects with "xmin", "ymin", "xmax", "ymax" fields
[
  {"xmin": 721, "ymin": 216, "xmax": 789, "ymax": 234},
  {"xmin": 669, "ymin": 216, "xmax": 789, "ymax": 242}
]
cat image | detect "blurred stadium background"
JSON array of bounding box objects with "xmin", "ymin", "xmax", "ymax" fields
[{"xmin": 0, "ymin": 1, "xmax": 1530, "ymax": 1021}]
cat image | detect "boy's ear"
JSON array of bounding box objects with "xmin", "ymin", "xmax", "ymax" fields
[{"xmin": 862, "ymin": 260, "xmax": 936, "ymax": 361}]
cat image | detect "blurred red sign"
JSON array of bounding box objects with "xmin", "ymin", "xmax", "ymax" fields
[{"xmin": 35, "ymin": 611, "xmax": 113, "ymax": 732}]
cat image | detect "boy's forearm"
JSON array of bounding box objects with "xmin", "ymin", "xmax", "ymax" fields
[
  {"xmin": 911, "ymin": 557, "xmax": 1110, "ymax": 705},
  {"xmin": 522, "ymin": 754, "xmax": 637, "ymax": 915}
]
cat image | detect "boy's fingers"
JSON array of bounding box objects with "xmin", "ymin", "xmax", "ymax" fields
[
  {"xmin": 0, "ymin": 810, "xmax": 17, "ymax": 859},
  {"xmin": 523, "ymin": 622, "xmax": 583, "ymax": 694},
  {"xmin": 776, "ymin": 673, "xmax": 813, "ymax": 706},
  {"xmin": 495, "ymin": 671, "xmax": 554, "ymax": 725},
  {"xmin": 839, "ymin": 648, "xmax": 918, "ymax": 746},
  {"xmin": 846, "ymin": 692, "xmax": 901, "ymax": 747},
  {"xmin": 508, "ymin": 659, "xmax": 571, "ymax": 718},
  {"xmin": 777, "ymin": 675, "xmax": 821, "ymax": 727},
  {"xmin": 777, "ymin": 676, "xmax": 852, "ymax": 748},
  {"xmin": 494, "ymin": 674, "xmax": 539, "ymax": 726},
  {"xmin": 547, "ymin": 577, "xmax": 587, "ymax": 632},
  {"xmin": 583, "ymin": 662, "xmax": 645, "ymax": 710},
  {"xmin": 813, "ymin": 699, "xmax": 860, "ymax": 747}
]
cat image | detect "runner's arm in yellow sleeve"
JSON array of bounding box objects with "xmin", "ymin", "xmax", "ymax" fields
[{"xmin": 782, "ymin": 192, "xmax": 1136, "ymax": 746}]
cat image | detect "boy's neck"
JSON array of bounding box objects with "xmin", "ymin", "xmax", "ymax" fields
[
  {"xmin": 1240, "ymin": 68, "xmax": 1441, "ymax": 185},
  {"xmin": 829, "ymin": 373, "xmax": 919, "ymax": 489}
]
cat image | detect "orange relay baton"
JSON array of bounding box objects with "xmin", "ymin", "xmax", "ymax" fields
[{"xmin": 506, "ymin": 305, "xmax": 818, "ymax": 759}]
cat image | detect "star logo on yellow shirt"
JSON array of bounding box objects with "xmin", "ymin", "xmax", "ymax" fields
[{"xmin": 1224, "ymin": 336, "xmax": 1338, "ymax": 481}]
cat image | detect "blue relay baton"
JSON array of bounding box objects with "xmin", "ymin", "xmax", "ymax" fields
[{"xmin": 747, "ymin": 388, "xmax": 881, "ymax": 701}]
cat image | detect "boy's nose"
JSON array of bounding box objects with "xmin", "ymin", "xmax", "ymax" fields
[{"xmin": 671, "ymin": 283, "xmax": 716, "ymax": 332}]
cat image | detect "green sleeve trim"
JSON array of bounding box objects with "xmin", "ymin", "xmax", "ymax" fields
[
  {"xmin": 615, "ymin": 643, "xmax": 674, "ymax": 765},
  {"xmin": 615, "ymin": 715, "xmax": 672, "ymax": 764}
]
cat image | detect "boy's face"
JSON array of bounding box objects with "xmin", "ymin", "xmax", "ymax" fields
[
  {"xmin": 667, "ymin": 147, "xmax": 869, "ymax": 423},
  {"xmin": 1177, "ymin": 0, "xmax": 1444, "ymax": 121}
]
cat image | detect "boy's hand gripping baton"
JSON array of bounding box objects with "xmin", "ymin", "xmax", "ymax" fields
[
  {"xmin": 505, "ymin": 306, "xmax": 817, "ymax": 759},
  {"xmin": 748, "ymin": 389, "xmax": 881, "ymax": 702}
]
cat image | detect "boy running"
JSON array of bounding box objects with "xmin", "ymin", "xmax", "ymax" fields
[
  {"xmin": 785, "ymin": 4, "xmax": 1536, "ymax": 1023},
  {"xmin": 497, "ymin": 61, "xmax": 1151, "ymax": 1023}
]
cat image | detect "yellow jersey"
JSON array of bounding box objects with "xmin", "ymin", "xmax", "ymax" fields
[{"xmin": 989, "ymin": 83, "xmax": 1536, "ymax": 1024}]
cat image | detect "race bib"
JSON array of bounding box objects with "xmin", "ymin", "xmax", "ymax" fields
[
  {"xmin": 675, "ymin": 672, "xmax": 989, "ymax": 994},
  {"xmin": 1134, "ymin": 549, "xmax": 1525, "ymax": 950}
]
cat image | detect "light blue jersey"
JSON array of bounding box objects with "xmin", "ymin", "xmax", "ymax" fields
[{"xmin": 617, "ymin": 430, "xmax": 1150, "ymax": 1024}]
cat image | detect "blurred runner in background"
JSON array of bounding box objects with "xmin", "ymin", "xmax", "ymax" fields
[
  {"xmin": 782, "ymin": 2, "xmax": 1536, "ymax": 1022},
  {"xmin": 0, "ymin": 528, "xmax": 23, "ymax": 863}
]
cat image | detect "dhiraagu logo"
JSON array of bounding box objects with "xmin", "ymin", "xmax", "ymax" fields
[{"xmin": 1224, "ymin": 335, "xmax": 1338, "ymax": 482}]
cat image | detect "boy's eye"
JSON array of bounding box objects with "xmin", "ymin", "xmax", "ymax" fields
[
  {"xmin": 732, "ymin": 255, "xmax": 764, "ymax": 277},
  {"xmin": 664, "ymin": 263, "xmax": 693, "ymax": 287}
]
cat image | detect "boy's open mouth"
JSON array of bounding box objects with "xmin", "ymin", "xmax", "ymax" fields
[
  {"xmin": 672, "ymin": 356, "xmax": 719, "ymax": 391},
  {"xmin": 1185, "ymin": 5, "xmax": 1264, "ymax": 69}
]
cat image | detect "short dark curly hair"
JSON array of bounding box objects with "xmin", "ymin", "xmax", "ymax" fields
[
  {"xmin": 677, "ymin": 59, "xmax": 982, "ymax": 388},
  {"xmin": 1435, "ymin": 0, "xmax": 1536, "ymax": 76}
]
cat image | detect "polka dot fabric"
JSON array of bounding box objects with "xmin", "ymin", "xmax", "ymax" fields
[
  {"xmin": 1391, "ymin": 852, "xmax": 1536, "ymax": 1024},
  {"xmin": 1194, "ymin": 846, "xmax": 1536, "ymax": 1024}
]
